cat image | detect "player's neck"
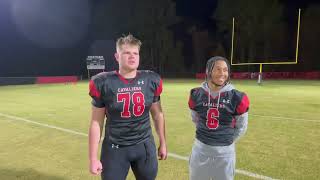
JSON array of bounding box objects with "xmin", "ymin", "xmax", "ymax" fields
[
  {"xmin": 118, "ymin": 69, "xmax": 137, "ymax": 79},
  {"xmin": 208, "ymin": 82, "xmax": 222, "ymax": 92}
]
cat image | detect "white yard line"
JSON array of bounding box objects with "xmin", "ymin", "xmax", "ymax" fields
[
  {"xmin": 0, "ymin": 112, "xmax": 278, "ymax": 180},
  {"xmin": 251, "ymin": 114, "xmax": 319, "ymax": 123},
  {"xmin": 0, "ymin": 113, "xmax": 88, "ymax": 137}
]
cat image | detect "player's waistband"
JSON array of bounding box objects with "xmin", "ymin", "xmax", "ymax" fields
[
  {"xmin": 193, "ymin": 138, "xmax": 235, "ymax": 156},
  {"xmin": 103, "ymin": 135, "xmax": 153, "ymax": 149}
]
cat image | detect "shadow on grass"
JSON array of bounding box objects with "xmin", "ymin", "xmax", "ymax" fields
[{"xmin": 0, "ymin": 168, "xmax": 68, "ymax": 180}]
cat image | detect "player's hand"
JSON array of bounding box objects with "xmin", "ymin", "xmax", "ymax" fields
[
  {"xmin": 89, "ymin": 159, "xmax": 103, "ymax": 175},
  {"xmin": 158, "ymin": 143, "xmax": 167, "ymax": 160}
]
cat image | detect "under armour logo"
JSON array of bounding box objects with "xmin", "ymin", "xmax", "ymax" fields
[
  {"xmin": 111, "ymin": 144, "xmax": 119, "ymax": 149},
  {"xmin": 138, "ymin": 80, "xmax": 144, "ymax": 85},
  {"xmin": 222, "ymin": 99, "xmax": 230, "ymax": 104}
]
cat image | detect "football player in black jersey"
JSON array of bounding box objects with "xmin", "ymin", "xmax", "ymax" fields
[
  {"xmin": 188, "ymin": 56, "xmax": 250, "ymax": 180},
  {"xmin": 88, "ymin": 34, "xmax": 167, "ymax": 180}
]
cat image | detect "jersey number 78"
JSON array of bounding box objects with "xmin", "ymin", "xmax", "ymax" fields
[{"xmin": 117, "ymin": 92, "xmax": 145, "ymax": 118}]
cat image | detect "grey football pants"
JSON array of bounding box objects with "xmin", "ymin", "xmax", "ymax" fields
[{"xmin": 189, "ymin": 139, "xmax": 235, "ymax": 180}]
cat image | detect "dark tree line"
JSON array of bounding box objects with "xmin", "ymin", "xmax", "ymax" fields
[
  {"xmin": 93, "ymin": 0, "xmax": 320, "ymax": 74},
  {"xmin": 213, "ymin": 0, "xmax": 320, "ymax": 72}
]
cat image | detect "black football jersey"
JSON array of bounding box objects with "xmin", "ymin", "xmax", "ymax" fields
[
  {"xmin": 188, "ymin": 85, "xmax": 249, "ymax": 146},
  {"xmin": 89, "ymin": 70, "xmax": 162, "ymax": 146}
]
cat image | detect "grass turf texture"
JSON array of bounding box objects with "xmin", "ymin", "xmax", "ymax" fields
[{"xmin": 0, "ymin": 79, "xmax": 319, "ymax": 179}]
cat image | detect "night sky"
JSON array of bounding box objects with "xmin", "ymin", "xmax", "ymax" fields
[
  {"xmin": 0, "ymin": 0, "xmax": 319, "ymax": 77},
  {"xmin": 175, "ymin": 0, "xmax": 319, "ymax": 27}
]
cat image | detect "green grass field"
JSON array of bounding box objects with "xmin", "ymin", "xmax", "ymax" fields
[{"xmin": 0, "ymin": 79, "xmax": 319, "ymax": 180}]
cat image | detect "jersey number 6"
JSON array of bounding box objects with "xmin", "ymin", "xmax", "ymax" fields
[
  {"xmin": 117, "ymin": 92, "xmax": 145, "ymax": 118},
  {"xmin": 206, "ymin": 108, "xmax": 219, "ymax": 129}
]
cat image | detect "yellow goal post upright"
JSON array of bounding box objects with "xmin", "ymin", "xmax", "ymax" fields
[{"xmin": 230, "ymin": 9, "xmax": 301, "ymax": 84}]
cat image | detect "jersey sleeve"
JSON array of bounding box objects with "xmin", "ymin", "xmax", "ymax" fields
[
  {"xmin": 151, "ymin": 72, "xmax": 163, "ymax": 102},
  {"xmin": 233, "ymin": 112, "xmax": 248, "ymax": 142},
  {"xmin": 190, "ymin": 109, "xmax": 200, "ymax": 125},
  {"xmin": 89, "ymin": 76, "xmax": 105, "ymax": 108},
  {"xmin": 233, "ymin": 91, "xmax": 250, "ymax": 115}
]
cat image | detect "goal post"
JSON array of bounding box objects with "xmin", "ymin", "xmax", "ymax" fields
[{"xmin": 230, "ymin": 9, "xmax": 301, "ymax": 84}]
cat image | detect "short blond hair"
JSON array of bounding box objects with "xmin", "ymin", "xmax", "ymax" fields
[{"xmin": 116, "ymin": 34, "xmax": 142, "ymax": 52}]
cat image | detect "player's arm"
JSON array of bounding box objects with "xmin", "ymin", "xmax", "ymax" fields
[
  {"xmin": 233, "ymin": 92, "xmax": 250, "ymax": 142},
  {"xmin": 233, "ymin": 112, "xmax": 248, "ymax": 142},
  {"xmin": 150, "ymin": 101, "xmax": 167, "ymax": 160},
  {"xmin": 188, "ymin": 88, "xmax": 200, "ymax": 125},
  {"xmin": 88, "ymin": 106, "xmax": 105, "ymax": 175},
  {"xmin": 190, "ymin": 110, "xmax": 200, "ymax": 125},
  {"xmin": 88, "ymin": 78, "xmax": 105, "ymax": 175}
]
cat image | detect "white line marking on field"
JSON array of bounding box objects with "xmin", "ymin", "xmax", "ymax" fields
[
  {"xmin": 167, "ymin": 152, "xmax": 278, "ymax": 180},
  {"xmin": 167, "ymin": 152, "xmax": 189, "ymax": 161},
  {"xmin": 0, "ymin": 113, "xmax": 88, "ymax": 137},
  {"xmin": 251, "ymin": 114, "xmax": 319, "ymax": 123},
  {"xmin": 0, "ymin": 112, "xmax": 278, "ymax": 180}
]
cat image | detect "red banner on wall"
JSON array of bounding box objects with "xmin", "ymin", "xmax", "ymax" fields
[{"xmin": 36, "ymin": 76, "xmax": 78, "ymax": 84}]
